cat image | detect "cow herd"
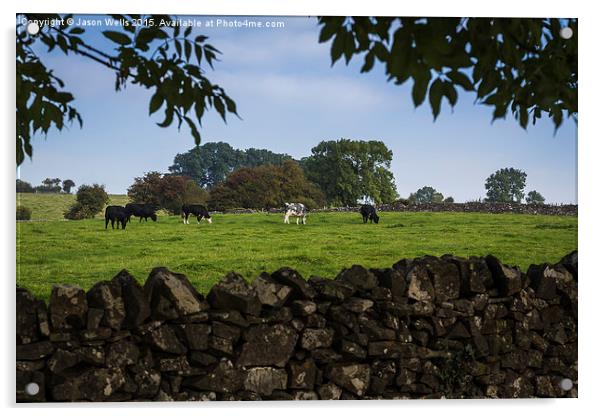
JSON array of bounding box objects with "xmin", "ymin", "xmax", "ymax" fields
[
  {"xmin": 104, "ymin": 202, "xmax": 380, "ymax": 230},
  {"xmin": 104, "ymin": 203, "xmax": 159, "ymax": 230}
]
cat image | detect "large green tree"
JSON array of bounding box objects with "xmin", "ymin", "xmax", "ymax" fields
[
  {"xmin": 16, "ymin": 14, "xmax": 238, "ymax": 165},
  {"xmin": 208, "ymin": 160, "xmax": 325, "ymax": 211},
  {"xmin": 301, "ymin": 139, "xmax": 398, "ymax": 206},
  {"xmin": 484, "ymin": 167, "xmax": 527, "ymax": 203},
  {"xmin": 318, "ymin": 17, "xmax": 577, "ymax": 129},
  {"xmin": 169, "ymin": 142, "xmax": 292, "ymax": 188}
]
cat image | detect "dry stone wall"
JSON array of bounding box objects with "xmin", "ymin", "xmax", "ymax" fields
[
  {"xmin": 16, "ymin": 251, "xmax": 578, "ymax": 402},
  {"xmin": 314, "ymin": 202, "xmax": 578, "ymax": 216}
]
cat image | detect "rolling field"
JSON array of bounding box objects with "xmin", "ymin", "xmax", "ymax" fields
[
  {"xmin": 17, "ymin": 193, "xmax": 130, "ymax": 220},
  {"xmin": 16, "ymin": 199, "xmax": 578, "ymax": 300}
]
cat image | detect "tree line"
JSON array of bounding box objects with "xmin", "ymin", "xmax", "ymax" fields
[
  {"xmin": 17, "ymin": 177, "xmax": 75, "ymax": 194},
  {"xmin": 124, "ymin": 141, "xmax": 548, "ymax": 214},
  {"xmin": 128, "ymin": 139, "xmax": 399, "ymax": 213}
]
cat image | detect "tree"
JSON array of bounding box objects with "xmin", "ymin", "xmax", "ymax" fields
[
  {"xmin": 443, "ymin": 196, "xmax": 455, "ymax": 203},
  {"xmin": 127, "ymin": 171, "xmax": 163, "ymax": 207},
  {"xmin": 35, "ymin": 177, "xmax": 62, "ymax": 193},
  {"xmin": 62, "ymin": 179, "xmax": 75, "ymax": 193},
  {"xmin": 317, "ymin": 17, "xmax": 577, "ymax": 130},
  {"xmin": 208, "ymin": 160, "xmax": 325, "ymax": 211},
  {"xmin": 484, "ymin": 168, "xmax": 527, "ymax": 203},
  {"xmin": 16, "ymin": 13, "xmax": 238, "ymax": 165},
  {"xmin": 16, "ymin": 179, "xmax": 34, "ymax": 193},
  {"xmin": 64, "ymin": 184, "xmax": 109, "ymax": 219},
  {"xmin": 301, "ymin": 139, "xmax": 397, "ymax": 206},
  {"xmin": 127, "ymin": 171, "xmax": 205, "ymax": 214},
  {"xmin": 412, "ymin": 186, "xmax": 444, "ymax": 204},
  {"xmin": 169, "ymin": 142, "xmax": 292, "ymax": 188},
  {"xmin": 526, "ymin": 190, "xmax": 546, "ymax": 204}
]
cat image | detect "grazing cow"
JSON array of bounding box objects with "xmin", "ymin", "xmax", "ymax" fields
[
  {"xmin": 360, "ymin": 204, "xmax": 380, "ymax": 224},
  {"xmin": 125, "ymin": 203, "xmax": 157, "ymax": 222},
  {"xmin": 284, "ymin": 202, "xmax": 307, "ymax": 225},
  {"xmin": 182, "ymin": 204, "xmax": 212, "ymax": 224},
  {"xmin": 105, "ymin": 206, "xmax": 128, "ymax": 230}
]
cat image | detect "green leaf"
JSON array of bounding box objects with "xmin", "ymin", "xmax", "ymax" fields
[
  {"xmin": 442, "ymin": 81, "xmax": 458, "ymax": 107},
  {"xmin": 194, "ymin": 43, "xmax": 203, "ymax": 65},
  {"xmin": 361, "ymin": 52, "xmax": 375, "ymax": 73},
  {"xmin": 56, "ymin": 35, "xmax": 68, "ymax": 54},
  {"xmin": 519, "ymin": 106, "xmax": 529, "ymax": 129},
  {"xmin": 69, "ymin": 27, "xmax": 85, "ymax": 35},
  {"xmin": 149, "ymin": 92, "xmax": 164, "ymax": 115},
  {"xmin": 446, "ymin": 70, "xmax": 473, "ymax": 91},
  {"xmin": 343, "ymin": 31, "xmax": 355, "ymax": 64},
  {"xmin": 157, "ymin": 107, "xmax": 174, "ymax": 127},
  {"xmin": 373, "ymin": 42, "xmax": 388, "ymax": 62},
  {"xmin": 184, "ymin": 116, "xmax": 201, "ymax": 145},
  {"xmin": 184, "ymin": 40, "xmax": 192, "ymax": 61},
  {"xmin": 224, "ymin": 96, "xmax": 238, "ymax": 115},
  {"xmin": 331, "ymin": 32, "xmax": 345, "ymax": 65},
  {"xmin": 319, "ymin": 22, "xmax": 340, "ymax": 43},
  {"xmin": 102, "ymin": 30, "xmax": 132, "ymax": 46},
  {"xmin": 214, "ymin": 97, "xmax": 226, "ymax": 122},
  {"xmin": 411, "ymin": 66, "xmax": 432, "ymax": 107},
  {"xmin": 428, "ymin": 79, "xmax": 444, "ymax": 119}
]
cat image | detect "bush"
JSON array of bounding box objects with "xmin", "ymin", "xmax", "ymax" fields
[
  {"xmin": 16, "ymin": 179, "xmax": 34, "ymax": 193},
  {"xmin": 64, "ymin": 203, "xmax": 98, "ymax": 220},
  {"xmin": 64, "ymin": 184, "xmax": 109, "ymax": 220},
  {"xmin": 16, "ymin": 205, "xmax": 31, "ymax": 220}
]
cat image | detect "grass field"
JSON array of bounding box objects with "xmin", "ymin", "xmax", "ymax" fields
[{"xmin": 16, "ymin": 197, "xmax": 578, "ymax": 300}]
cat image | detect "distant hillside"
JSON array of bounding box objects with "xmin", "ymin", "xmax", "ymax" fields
[{"xmin": 16, "ymin": 193, "xmax": 130, "ymax": 221}]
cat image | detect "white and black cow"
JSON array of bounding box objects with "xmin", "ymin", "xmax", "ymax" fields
[
  {"xmin": 182, "ymin": 204, "xmax": 212, "ymax": 224},
  {"xmin": 284, "ymin": 202, "xmax": 307, "ymax": 225}
]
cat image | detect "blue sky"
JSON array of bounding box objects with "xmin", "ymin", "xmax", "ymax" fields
[{"xmin": 19, "ymin": 15, "xmax": 577, "ymax": 203}]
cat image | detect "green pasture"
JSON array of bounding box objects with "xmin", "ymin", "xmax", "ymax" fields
[{"xmin": 16, "ymin": 200, "xmax": 578, "ymax": 300}]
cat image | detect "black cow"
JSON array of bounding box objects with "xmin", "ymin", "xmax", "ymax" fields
[
  {"xmin": 125, "ymin": 203, "xmax": 157, "ymax": 222},
  {"xmin": 360, "ymin": 204, "xmax": 380, "ymax": 224},
  {"xmin": 105, "ymin": 206, "xmax": 128, "ymax": 230},
  {"xmin": 182, "ymin": 204, "xmax": 212, "ymax": 224}
]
